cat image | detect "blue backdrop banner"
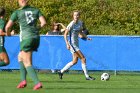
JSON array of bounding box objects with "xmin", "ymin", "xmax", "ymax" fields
[{"xmin": 1, "ymin": 35, "xmax": 140, "ymax": 71}]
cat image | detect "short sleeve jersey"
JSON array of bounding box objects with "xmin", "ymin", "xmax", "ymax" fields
[
  {"xmin": 10, "ymin": 5, "xmax": 43, "ymax": 41},
  {"xmin": 66, "ymin": 20, "xmax": 83, "ymax": 46},
  {"xmin": 0, "ymin": 18, "xmax": 5, "ymax": 46}
]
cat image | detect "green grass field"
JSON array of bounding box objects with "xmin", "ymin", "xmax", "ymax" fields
[{"xmin": 0, "ymin": 71, "xmax": 140, "ymax": 93}]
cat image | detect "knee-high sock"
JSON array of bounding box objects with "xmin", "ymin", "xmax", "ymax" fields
[
  {"xmin": 19, "ymin": 62, "xmax": 27, "ymax": 81},
  {"xmin": 61, "ymin": 62, "xmax": 73, "ymax": 73},
  {"xmin": 81, "ymin": 63, "xmax": 89, "ymax": 78},
  {"xmin": 26, "ymin": 66, "xmax": 39, "ymax": 84}
]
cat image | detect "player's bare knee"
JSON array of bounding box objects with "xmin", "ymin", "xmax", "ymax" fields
[
  {"xmin": 72, "ymin": 58, "xmax": 78, "ymax": 64},
  {"xmin": 72, "ymin": 61, "xmax": 78, "ymax": 65},
  {"xmin": 23, "ymin": 61, "xmax": 31, "ymax": 67}
]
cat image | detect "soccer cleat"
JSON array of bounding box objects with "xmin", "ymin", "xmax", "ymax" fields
[
  {"xmin": 58, "ymin": 71, "xmax": 63, "ymax": 79},
  {"xmin": 33, "ymin": 82, "xmax": 42, "ymax": 90},
  {"xmin": 86, "ymin": 76, "xmax": 96, "ymax": 80},
  {"xmin": 17, "ymin": 80, "xmax": 27, "ymax": 88}
]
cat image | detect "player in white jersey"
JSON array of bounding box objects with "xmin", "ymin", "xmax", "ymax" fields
[
  {"xmin": 58, "ymin": 10, "xmax": 95, "ymax": 80},
  {"xmin": 67, "ymin": 20, "xmax": 81, "ymax": 53}
]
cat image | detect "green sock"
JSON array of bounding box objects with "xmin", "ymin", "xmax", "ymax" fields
[
  {"xmin": 26, "ymin": 66, "xmax": 39, "ymax": 84},
  {"xmin": 0, "ymin": 62, "xmax": 7, "ymax": 67},
  {"xmin": 19, "ymin": 62, "xmax": 27, "ymax": 81}
]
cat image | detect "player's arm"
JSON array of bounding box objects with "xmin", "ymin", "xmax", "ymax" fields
[
  {"xmin": 79, "ymin": 30, "xmax": 91, "ymax": 40},
  {"xmin": 37, "ymin": 16, "xmax": 46, "ymax": 30},
  {"xmin": 5, "ymin": 20, "xmax": 14, "ymax": 36},
  {"xmin": 64, "ymin": 29, "xmax": 70, "ymax": 50},
  {"xmin": 5, "ymin": 11, "xmax": 17, "ymax": 36},
  {"xmin": 39, "ymin": 16, "xmax": 46, "ymax": 28},
  {"xmin": 37, "ymin": 9, "xmax": 46, "ymax": 30}
]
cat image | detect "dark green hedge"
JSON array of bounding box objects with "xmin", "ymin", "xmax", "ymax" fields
[{"xmin": 1, "ymin": 0, "xmax": 140, "ymax": 35}]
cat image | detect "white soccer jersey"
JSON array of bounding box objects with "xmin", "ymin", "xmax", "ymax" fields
[{"xmin": 67, "ymin": 20, "xmax": 83, "ymax": 53}]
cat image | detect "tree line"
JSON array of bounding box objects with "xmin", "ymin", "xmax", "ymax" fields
[{"xmin": 1, "ymin": 0, "xmax": 140, "ymax": 35}]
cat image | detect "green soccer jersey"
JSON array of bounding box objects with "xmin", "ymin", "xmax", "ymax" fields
[
  {"xmin": 10, "ymin": 5, "xmax": 43, "ymax": 41},
  {"xmin": 0, "ymin": 18, "xmax": 5, "ymax": 46}
]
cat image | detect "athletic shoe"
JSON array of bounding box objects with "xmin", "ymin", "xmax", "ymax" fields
[
  {"xmin": 58, "ymin": 71, "xmax": 63, "ymax": 79},
  {"xmin": 33, "ymin": 82, "xmax": 42, "ymax": 90},
  {"xmin": 86, "ymin": 76, "xmax": 96, "ymax": 80},
  {"xmin": 17, "ymin": 80, "xmax": 27, "ymax": 88}
]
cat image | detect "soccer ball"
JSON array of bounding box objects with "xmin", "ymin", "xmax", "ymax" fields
[{"xmin": 101, "ymin": 73, "xmax": 110, "ymax": 81}]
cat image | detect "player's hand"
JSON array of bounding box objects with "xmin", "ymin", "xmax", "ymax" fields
[
  {"xmin": 66, "ymin": 44, "xmax": 70, "ymax": 50},
  {"xmin": 10, "ymin": 30, "xmax": 15, "ymax": 35}
]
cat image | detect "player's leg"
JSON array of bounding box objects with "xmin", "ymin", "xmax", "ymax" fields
[
  {"xmin": 17, "ymin": 52, "xmax": 27, "ymax": 88},
  {"xmin": 0, "ymin": 47, "xmax": 9, "ymax": 67},
  {"xmin": 61, "ymin": 54, "xmax": 78, "ymax": 73},
  {"xmin": 58, "ymin": 44, "xmax": 80, "ymax": 79},
  {"xmin": 20, "ymin": 38, "xmax": 42, "ymax": 90},
  {"xmin": 58, "ymin": 53, "xmax": 78, "ymax": 79},
  {"xmin": 22, "ymin": 51, "xmax": 40, "ymax": 83},
  {"xmin": 76, "ymin": 50, "xmax": 95, "ymax": 80},
  {"xmin": 22, "ymin": 50, "xmax": 42, "ymax": 90},
  {"xmin": 18, "ymin": 52, "xmax": 27, "ymax": 81},
  {"xmin": 59, "ymin": 44, "xmax": 79, "ymax": 74}
]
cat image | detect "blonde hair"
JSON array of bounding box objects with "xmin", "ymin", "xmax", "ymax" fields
[
  {"xmin": 71, "ymin": 10, "xmax": 80, "ymax": 18},
  {"xmin": 18, "ymin": 0, "xmax": 28, "ymax": 3},
  {"xmin": 73, "ymin": 10, "xmax": 80, "ymax": 15}
]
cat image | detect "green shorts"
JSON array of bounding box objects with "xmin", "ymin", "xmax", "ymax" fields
[
  {"xmin": 0, "ymin": 46, "xmax": 6, "ymax": 53},
  {"xmin": 20, "ymin": 38, "xmax": 40, "ymax": 52}
]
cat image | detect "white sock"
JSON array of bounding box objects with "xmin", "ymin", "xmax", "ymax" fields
[
  {"xmin": 81, "ymin": 63, "xmax": 89, "ymax": 78},
  {"xmin": 61, "ymin": 62, "xmax": 73, "ymax": 73}
]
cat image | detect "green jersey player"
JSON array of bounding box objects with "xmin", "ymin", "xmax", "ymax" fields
[
  {"xmin": 0, "ymin": 8, "xmax": 14, "ymax": 67},
  {"xmin": 5, "ymin": 0, "xmax": 46, "ymax": 90}
]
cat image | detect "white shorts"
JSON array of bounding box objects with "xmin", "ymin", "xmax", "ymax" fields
[{"xmin": 69, "ymin": 43, "xmax": 80, "ymax": 54}]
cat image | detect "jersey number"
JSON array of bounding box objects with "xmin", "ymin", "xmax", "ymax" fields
[{"xmin": 25, "ymin": 11, "xmax": 34, "ymax": 24}]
